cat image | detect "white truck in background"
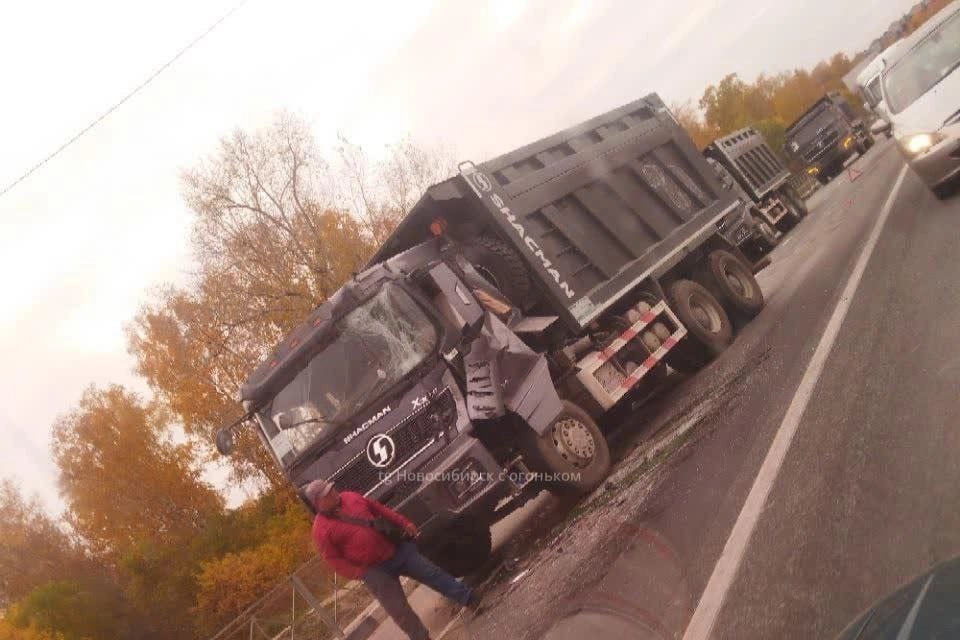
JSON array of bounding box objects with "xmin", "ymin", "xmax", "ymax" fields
[{"xmin": 855, "ymin": 39, "xmax": 910, "ymax": 136}]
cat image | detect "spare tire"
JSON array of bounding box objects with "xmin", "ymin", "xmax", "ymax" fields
[{"xmin": 459, "ymin": 236, "xmax": 534, "ymax": 306}]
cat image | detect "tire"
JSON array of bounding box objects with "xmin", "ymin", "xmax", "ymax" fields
[
  {"xmin": 665, "ymin": 279, "xmax": 733, "ymax": 357},
  {"xmin": 420, "ymin": 517, "xmax": 492, "ymax": 577},
  {"xmin": 816, "ymin": 173, "xmax": 830, "ymax": 186},
  {"xmin": 518, "ymin": 400, "xmax": 611, "ymax": 496},
  {"xmin": 706, "ymin": 249, "xmax": 765, "ymax": 320},
  {"xmin": 754, "ymin": 219, "xmax": 779, "ymax": 254},
  {"xmin": 783, "ymin": 184, "xmax": 809, "ymax": 217},
  {"xmin": 663, "ymin": 337, "xmax": 711, "ymax": 374},
  {"xmin": 459, "ymin": 236, "xmax": 533, "ymax": 306}
]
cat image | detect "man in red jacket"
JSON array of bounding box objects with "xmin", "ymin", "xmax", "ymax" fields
[{"xmin": 305, "ymin": 479, "xmax": 475, "ymax": 640}]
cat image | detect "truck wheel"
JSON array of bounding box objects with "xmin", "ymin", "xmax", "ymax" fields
[
  {"xmin": 666, "ymin": 279, "xmax": 733, "ymax": 357},
  {"xmin": 421, "ymin": 517, "xmax": 492, "ymax": 577},
  {"xmin": 816, "ymin": 173, "xmax": 830, "ymax": 186},
  {"xmin": 755, "ymin": 220, "xmax": 779, "ymax": 254},
  {"xmin": 459, "ymin": 236, "xmax": 533, "ymax": 306},
  {"xmin": 664, "ymin": 338, "xmax": 711, "ymax": 374},
  {"xmin": 706, "ymin": 249, "xmax": 764, "ymax": 320},
  {"xmin": 518, "ymin": 400, "xmax": 611, "ymax": 495}
]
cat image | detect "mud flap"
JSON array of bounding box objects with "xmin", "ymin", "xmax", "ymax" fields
[{"xmin": 463, "ymin": 313, "xmax": 562, "ymax": 434}]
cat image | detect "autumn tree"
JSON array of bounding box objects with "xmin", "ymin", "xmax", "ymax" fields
[
  {"xmin": 128, "ymin": 113, "xmax": 455, "ymax": 488},
  {"xmin": 51, "ymin": 385, "xmax": 222, "ymax": 560},
  {"xmin": 0, "ymin": 481, "xmax": 88, "ymax": 609},
  {"xmin": 670, "ymin": 100, "xmax": 718, "ymax": 149},
  {"xmin": 4, "ymin": 578, "xmax": 135, "ymax": 640}
]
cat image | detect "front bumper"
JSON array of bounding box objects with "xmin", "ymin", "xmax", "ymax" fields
[
  {"xmin": 906, "ymin": 125, "xmax": 960, "ymax": 189},
  {"xmin": 392, "ymin": 433, "xmax": 511, "ymax": 537},
  {"xmin": 806, "ymin": 143, "xmax": 857, "ymax": 174}
]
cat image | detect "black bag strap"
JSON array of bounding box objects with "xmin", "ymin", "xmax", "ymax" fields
[{"xmin": 329, "ymin": 512, "xmax": 376, "ymax": 529}]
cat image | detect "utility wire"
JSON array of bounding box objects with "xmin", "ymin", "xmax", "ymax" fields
[{"xmin": 0, "ymin": 0, "xmax": 250, "ymax": 200}]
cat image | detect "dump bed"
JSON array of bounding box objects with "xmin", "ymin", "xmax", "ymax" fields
[
  {"xmin": 372, "ymin": 93, "xmax": 738, "ymax": 332},
  {"xmin": 704, "ymin": 127, "xmax": 790, "ymax": 201}
]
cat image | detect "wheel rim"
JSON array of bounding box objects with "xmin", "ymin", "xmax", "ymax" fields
[
  {"xmin": 723, "ymin": 261, "xmax": 755, "ymax": 301},
  {"xmin": 686, "ymin": 291, "xmax": 724, "ymax": 334},
  {"xmin": 552, "ymin": 417, "xmax": 597, "ymax": 469}
]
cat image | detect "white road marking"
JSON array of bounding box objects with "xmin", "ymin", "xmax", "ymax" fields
[{"xmin": 682, "ymin": 164, "xmax": 910, "ymax": 640}]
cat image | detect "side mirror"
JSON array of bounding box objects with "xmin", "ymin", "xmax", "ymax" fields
[
  {"xmin": 215, "ymin": 427, "xmax": 236, "ymax": 456},
  {"xmin": 871, "ymin": 119, "xmax": 892, "ymax": 136}
]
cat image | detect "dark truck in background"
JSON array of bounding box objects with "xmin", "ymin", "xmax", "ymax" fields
[
  {"xmin": 784, "ymin": 92, "xmax": 875, "ymax": 184},
  {"xmin": 215, "ymin": 94, "xmax": 769, "ymax": 576},
  {"xmin": 704, "ymin": 127, "xmax": 808, "ymax": 258}
]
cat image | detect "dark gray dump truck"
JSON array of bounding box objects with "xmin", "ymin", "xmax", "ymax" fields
[
  {"xmin": 704, "ymin": 127, "xmax": 808, "ymax": 254},
  {"xmin": 784, "ymin": 92, "xmax": 875, "ymax": 184},
  {"xmin": 215, "ymin": 94, "xmax": 766, "ymax": 576}
]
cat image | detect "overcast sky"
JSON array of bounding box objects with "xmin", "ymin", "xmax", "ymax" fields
[{"xmin": 0, "ymin": 0, "xmax": 917, "ymax": 513}]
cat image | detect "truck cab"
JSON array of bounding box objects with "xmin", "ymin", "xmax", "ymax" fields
[{"xmin": 784, "ymin": 92, "xmax": 874, "ymax": 184}]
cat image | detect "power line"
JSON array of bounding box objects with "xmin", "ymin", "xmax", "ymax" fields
[{"xmin": 0, "ymin": 0, "xmax": 250, "ymax": 200}]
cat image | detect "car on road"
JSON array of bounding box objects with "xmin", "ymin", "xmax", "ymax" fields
[
  {"xmin": 835, "ymin": 555, "xmax": 960, "ymax": 639},
  {"xmin": 874, "ymin": 0, "xmax": 960, "ymax": 199}
]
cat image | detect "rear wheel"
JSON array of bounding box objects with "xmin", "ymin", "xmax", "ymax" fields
[
  {"xmin": 518, "ymin": 401, "xmax": 611, "ymax": 496},
  {"xmin": 421, "ymin": 516, "xmax": 492, "ymax": 577},
  {"xmin": 666, "ymin": 279, "xmax": 733, "ymax": 359},
  {"xmin": 706, "ymin": 249, "xmax": 765, "ymax": 321}
]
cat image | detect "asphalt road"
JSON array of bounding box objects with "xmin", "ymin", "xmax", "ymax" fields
[
  {"xmin": 623, "ymin": 139, "xmax": 960, "ymax": 640},
  {"xmin": 389, "ymin": 139, "xmax": 960, "ymax": 640}
]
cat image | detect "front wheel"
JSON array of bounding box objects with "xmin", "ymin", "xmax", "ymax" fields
[{"xmin": 518, "ymin": 401, "xmax": 611, "ymax": 495}]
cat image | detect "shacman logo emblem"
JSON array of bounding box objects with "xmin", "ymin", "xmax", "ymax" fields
[{"xmin": 366, "ymin": 434, "xmax": 396, "ymax": 468}]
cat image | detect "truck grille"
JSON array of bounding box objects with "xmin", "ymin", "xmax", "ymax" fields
[
  {"xmin": 802, "ymin": 131, "xmax": 841, "ymax": 163},
  {"xmin": 331, "ymin": 390, "xmax": 455, "ymax": 496}
]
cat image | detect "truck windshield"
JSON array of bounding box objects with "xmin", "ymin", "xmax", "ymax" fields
[
  {"xmin": 883, "ymin": 10, "xmax": 960, "ymax": 114},
  {"xmin": 262, "ymin": 284, "xmax": 437, "ymax": 465}
]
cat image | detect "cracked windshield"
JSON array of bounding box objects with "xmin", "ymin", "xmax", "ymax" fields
[
  {"xmin": 4, "ymin": 1, "xmax": 960, "ymax": 640},
  {"xmin": 266, "ymin": 285, "xmax": 437, "ymax": 466}
]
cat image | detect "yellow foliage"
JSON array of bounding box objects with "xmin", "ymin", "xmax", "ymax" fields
[{"xmin": 51, "ymin": 385, "xmax": 223, "ymax": 560}]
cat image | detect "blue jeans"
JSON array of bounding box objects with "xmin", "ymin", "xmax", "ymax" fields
[{"xmin": 362, "ymin": 542, "xmax": 472, "ymax": 640}]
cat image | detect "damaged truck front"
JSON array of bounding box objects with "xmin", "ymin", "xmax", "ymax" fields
[{"xmin": 216, "ymin": 94, "xmax": 768, "ymax": 576}]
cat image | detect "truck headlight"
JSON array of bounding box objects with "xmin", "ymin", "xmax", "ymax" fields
[
  {"xmin": 807, "ymin": 166, "xmax": 820, "ymax": 175},
  {"xmin": 900, "ymin": 133, "xmax": 945, "ymax": 156},
  {"xmin": 843, "ymin": 136, "xmax": 855, "ymax": 150}
]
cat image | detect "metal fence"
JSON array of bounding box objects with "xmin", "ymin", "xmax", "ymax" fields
[{"xmin": 207, "ymin": 556, "xmax": 373, "ymax": 640}]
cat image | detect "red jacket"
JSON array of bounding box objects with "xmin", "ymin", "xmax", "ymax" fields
[{"xmin": 311, "ymin": 492, "xmax": 415, "ymax": 579}]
